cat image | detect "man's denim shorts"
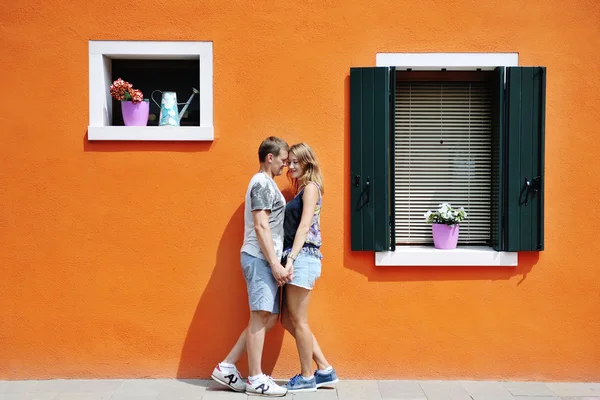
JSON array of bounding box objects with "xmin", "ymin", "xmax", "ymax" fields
[
  {"xmin": 241, "ymin": 251, "xmax": 280, "ymax": 314},
  {"xmin": 288, "ymin": 251, "xmax": 322, "ymax": 290}
]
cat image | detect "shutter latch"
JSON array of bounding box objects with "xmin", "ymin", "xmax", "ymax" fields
[{"xmin": 522, "ymin": 176, "xmax": 541, "ymax": 206}]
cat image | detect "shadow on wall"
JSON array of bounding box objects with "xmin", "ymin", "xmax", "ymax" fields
[
  {"xmin": 177, "ymin": 203, "xmax": 286, "ymax": 378},
  {"xmin": 341, "ymin": 74, "xmax": 540, "ymax": 282}
]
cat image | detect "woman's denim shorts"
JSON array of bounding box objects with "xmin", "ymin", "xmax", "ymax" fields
[{"xmin": 288, "ymin": 251, "xmax": 322, "ymax": 290}]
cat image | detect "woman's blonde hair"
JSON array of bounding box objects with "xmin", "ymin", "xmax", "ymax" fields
[{"xmin": 287, "ymin": 143, "xmax": 324, "ymax": 195}]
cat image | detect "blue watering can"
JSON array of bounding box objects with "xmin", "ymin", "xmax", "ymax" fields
[{"xmin": 151, "ymin": 88, "xmax": 199, "ymax": 126}]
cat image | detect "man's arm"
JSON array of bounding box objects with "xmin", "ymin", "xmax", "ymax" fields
[
  {"xmin": 252, "ymin": 210, "xmax": 288, "ymax": 285},
  {"xmin": 252, "ymin": 209, "xmax": 279, "ymax": 266}
]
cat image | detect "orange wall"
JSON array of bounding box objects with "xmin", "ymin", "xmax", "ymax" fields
[{"xmin": 1, "ymin": 0, "xmax": 600, "ymax": 381}]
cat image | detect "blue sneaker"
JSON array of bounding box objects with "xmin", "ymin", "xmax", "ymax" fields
[
  {"xmin": 314, "ymin": 368, "xmax": 339, "ymax": 388},
  {"xmin": 284, "ymin": 374, "xmax": 317, "ymax": 392}
]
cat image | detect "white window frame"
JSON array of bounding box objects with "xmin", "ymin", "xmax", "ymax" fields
[
  {"xmin": 375, "ymin": 52, "xmax": 518, "ymax": 266},
  {"xmin": 88, "ymin": 41, "xmax": 214, "ymax": 141}
]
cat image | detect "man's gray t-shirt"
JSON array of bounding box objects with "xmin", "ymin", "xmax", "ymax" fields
[{"xmin": 241, "ymin": 172, "xmax": 286, "ymax": 261}]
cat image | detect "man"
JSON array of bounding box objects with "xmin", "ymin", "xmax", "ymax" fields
[{"xmin": 211, "ymin": 137, "xmax": 292, "ymax": 397}]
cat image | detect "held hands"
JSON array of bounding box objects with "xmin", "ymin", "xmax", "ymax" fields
[
  {"xmin": 271, "ymin": 262, "xmax": 289, "ymax": 287},
  {"xmin": 271, "ymin": 258, "xmax": 295, "ymax": 286}
]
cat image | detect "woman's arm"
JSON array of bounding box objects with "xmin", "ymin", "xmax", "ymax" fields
[{"xmin": 287, "ymin": 183, "xmax": 319, "ymax": 264}]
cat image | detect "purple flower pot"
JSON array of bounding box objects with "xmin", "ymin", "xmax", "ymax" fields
[
  {"xmin": 121, "ymin": 100, "xmax": 149, "ymax": 126},
  {"xmin": 432, "ymin": 223, "xmax": 459, "ymax": 249}
]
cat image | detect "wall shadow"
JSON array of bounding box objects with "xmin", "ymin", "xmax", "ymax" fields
[
  {"xmin": 341, "ymin": 74, "xmax": 540, "ymax": 283},
  {"xmin": 83, "ymin": 130, "xmax": 214, "ymax": 152},
  {"xmin": 177, "ymin": 203, "xmax": 285, "ymax": 378}
]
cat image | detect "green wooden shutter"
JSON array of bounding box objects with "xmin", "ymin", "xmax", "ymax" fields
[
  {"xmin": 492, "ymin": 67, "xmax": 546, "ymax": 251},
  {"xmin": 350, "ymin": 67, "xmax": 395, "ymax": 251},
  {"xmin": 505, "ymin": 67, "xmax": 545, "ymax": 251}
]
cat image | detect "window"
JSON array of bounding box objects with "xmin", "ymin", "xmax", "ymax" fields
[
  {"xmin": 350, "ymin": 54, "xmax": 545, "ymax": 262},
  {"xmin": 88, "ymin": 41, "xmax": 213, "ymax": 141},
  {"xmin": 111, "ymin": 59, "xmax": 200, "ymax": 127},
  {"xmin": 395, "ymin": 72, "xmax": 493, "ymax": 245}
]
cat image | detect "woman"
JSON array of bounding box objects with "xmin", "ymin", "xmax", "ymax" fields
[{"xmin": 280, "ymin": 143, "xmax": 338, "ymax": 392}]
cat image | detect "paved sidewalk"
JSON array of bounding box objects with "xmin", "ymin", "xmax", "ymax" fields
[{"xmin": 1, "ymin": 379, "xmax": 600, "ymax": 399}]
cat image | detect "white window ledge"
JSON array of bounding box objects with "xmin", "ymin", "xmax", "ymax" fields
[
  {"xmin": 88, "ymin": 126, "xmax": 214, "ymax": 141},
  {"xmin": 376, "ymin": 246, "xmax": 518, "ymax": 266},
  {"xmin": 376, "ymin": 52, "xmax": 518, "ymax": 70}
]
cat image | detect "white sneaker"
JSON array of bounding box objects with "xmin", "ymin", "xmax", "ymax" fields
[
  {"xmin": 211, "ymin": 363, "xmax": 246, "ymax": 392},
  {"xmin": 246, "ymin": 374, "xmax": 288, "ymax": 397}
]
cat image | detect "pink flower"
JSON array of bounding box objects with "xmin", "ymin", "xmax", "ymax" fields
[
  {"xmin": 110, "ymin": 78, "xmax": 144, "ymax": 102},
  {"xmin": 128, "ymin": 88, "xmax": 144, "ymax": 104}
]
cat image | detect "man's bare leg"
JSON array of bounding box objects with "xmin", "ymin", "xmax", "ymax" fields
[{"xmin": 222, "ymin": 314, "xmax": 279, "ymax": 365}]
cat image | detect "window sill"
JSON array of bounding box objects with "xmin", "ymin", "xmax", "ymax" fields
[
  {"xmin": 87, "ymin": 126, "xmax": 214, "ymax": 141},
  {"xmin": 375, "ymin": 246, "xmax": 518, "ymax": 266}
]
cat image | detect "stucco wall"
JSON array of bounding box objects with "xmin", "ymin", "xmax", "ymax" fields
[{"xmin": 1, "ymin": 0, "xmax": 599, "ymax": 381}]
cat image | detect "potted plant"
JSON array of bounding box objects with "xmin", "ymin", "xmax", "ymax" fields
[
  {"xmin": 110, "ymin": 78, "xmax": 149, "ymax": 126},
  {"xmin": 424, "ymin": 203, "xmax": 467, "ymax": 249}
]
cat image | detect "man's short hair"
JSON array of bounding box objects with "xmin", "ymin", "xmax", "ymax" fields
[{"xmin": 258, "ymin": 137, "xmax": 289, "ymax": 162}]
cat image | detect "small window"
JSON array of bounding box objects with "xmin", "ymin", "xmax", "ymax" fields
[
  {"xmin": 88, "ymin": 41, "xmax": 214, "ymax": 141},
  {"xmin": 111, "ymin": 59, "xmax": 200, "ymax": 127}
]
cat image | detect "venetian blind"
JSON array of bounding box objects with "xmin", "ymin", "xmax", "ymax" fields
[{"xmin": 394, "ymin": 81, "xmax": 492, "ymax": 244}]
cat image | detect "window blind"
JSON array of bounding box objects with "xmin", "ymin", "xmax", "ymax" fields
[{"xmin": 394, "ymin": 81, "xmax": 492, "ymax": 244}]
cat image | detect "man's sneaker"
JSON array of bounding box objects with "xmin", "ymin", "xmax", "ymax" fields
[
  {"xmin": 284, "ymin": 374, "xmax": 317, "ymax": 392},
  {"xmin": 246, "ymin": 374, "xmax": 287, "ymax": 397},
  {"xmin": 211, "ymin": 363, "xmax": 246, "ymax": 392},
  {"xmin": 314, "ymin": 367, "xmax": 339, "ymax": 388}
]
